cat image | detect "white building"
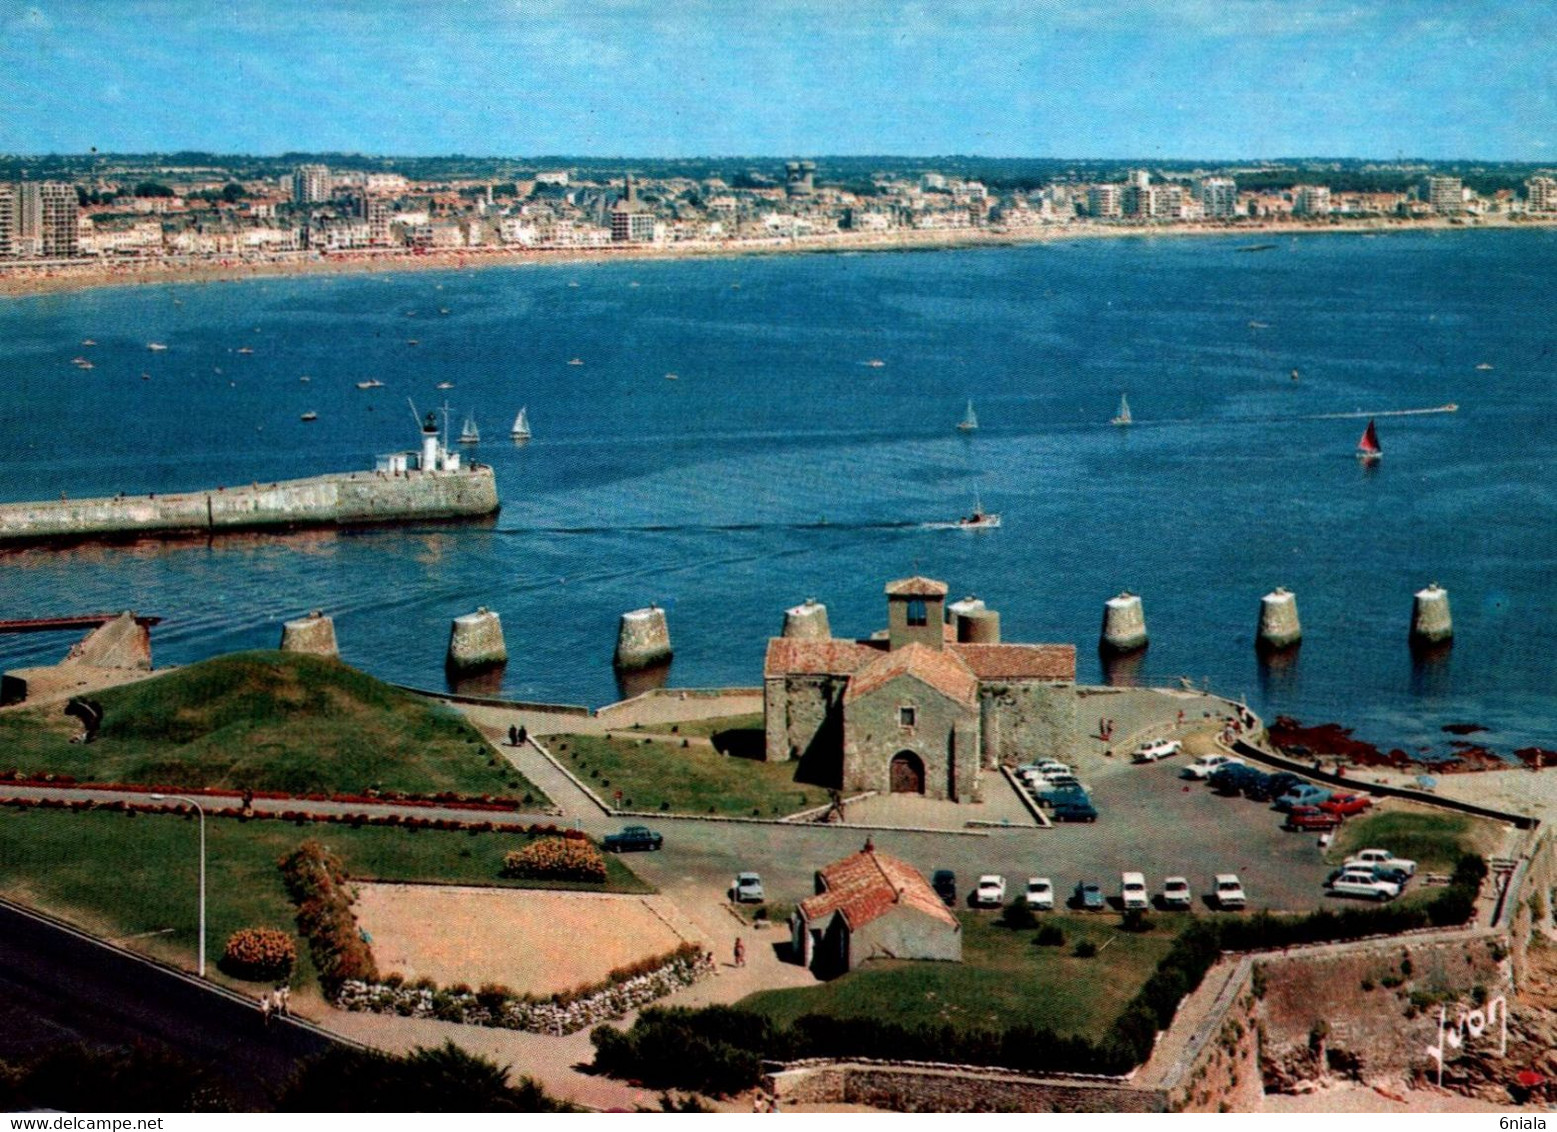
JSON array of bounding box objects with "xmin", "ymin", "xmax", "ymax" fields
[
  {"xmin": 1087, "ymin": 184, "xmax": 1122, "ymax": 219},
  {"xmin": 1199, "ymin": 177, "xmax": 1238, "ymax": 219},
  {"xmin": 292, "ymin": 164, "xmax": 331, "ymax": 205},
  {"xmin": 1293, "ymin": 185, "xmax": 1332, "ymax": 217},
  {"xmin": 1427, "ymin": 176, "xmax": 1465, "ymax": 215},
  {"xmin": 1526, "ymin": 176, "xmax": 1557, "ymax": 213}
]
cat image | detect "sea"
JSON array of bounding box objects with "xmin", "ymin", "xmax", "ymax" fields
[{"xmin": 1, "ymin": 228, "xmax": 1554, "ymax": 761}]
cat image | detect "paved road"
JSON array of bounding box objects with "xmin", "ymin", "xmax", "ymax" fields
[{"xmin": 0, "ymin": 899, "xmax": 341, "ymax": 1108}]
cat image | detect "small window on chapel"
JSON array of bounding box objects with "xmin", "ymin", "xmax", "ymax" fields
[
  {"xmin": 900, "ymin": 706, "xmax": 916, "ymax": 727},
  {"xmin": 906, "ymin": 599, "xmax": 927, "ymax": 626}
]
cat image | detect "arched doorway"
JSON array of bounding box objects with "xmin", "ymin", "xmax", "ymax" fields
[{"xmin": 890, "ymin": 750, "xmax": 925, "ymax": 795}]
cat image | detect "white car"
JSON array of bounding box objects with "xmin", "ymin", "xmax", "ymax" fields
[
  {"xmin": 1345, "ymin": 848, "xmax": 1418, "ymax": 877},
  {"xmin": 1024, "ymin": 877, "xmax": 1055, "ymax": 910},
  {"xmin": 1133, "ymin": 738, "xmax": 1183, "ymax": 763},
  {"xmin": 1120, "ymin": 871, "xmax": 1149, "ymax": 910},
  {"xmin": 1184, "ymin": 754, "xmax": 1245, "ymax": 780},
  {"xmin": 974, "ymin": 874, "xmax": 1007, "ymax": 907},
  {"xmin": 732, "ymin": 872, "xmax": 765, "ymax": 903},
  {"xmin": 1162, "ymin": 876, "xmax": 1193, "ymax": 909},
  {"xmin": 1329, "ymin": 868, "xmax": 1402, "ymax": 902},
  {"xmin": 1214, "ymin": 873, "xmax": 1247, "ymax": 910}
]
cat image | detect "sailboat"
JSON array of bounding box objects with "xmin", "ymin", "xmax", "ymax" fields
[
  {"xmin": 956, "ymin": 400, "xmax": 979, "ymax": 432},
  {"xmin": 459, "ymin": 414, "xmax": 481, "ymax": 444},
  {"xmin": 1357, "ymin": 419, "xmax": 1381, "ymax": 462},
  {"xmin": 1111, "ymin": 393, "xmax": 1133, "ymax": 427},
  {"xmin": 510, "ymin": 406, "xmax": 532, "ymax": 441}
]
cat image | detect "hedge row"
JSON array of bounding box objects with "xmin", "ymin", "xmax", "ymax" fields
[
  {"xmin": 0, "ymin": 795, "xmax": 579, "ymax": 838},
  {"xmin": 501, "ymin": 837, "xmax": 607, "ymax": 883},
  {"xmin": 278, "ymin": 840, "xmax": 378, "ymax": 990},
  {"xmin": 0, "ymin": 769, "xmax": 533, "ymax": 812},
  {"xmin": 590, "ymin": 855, "xmax": 1490, "ymax": 1092}
]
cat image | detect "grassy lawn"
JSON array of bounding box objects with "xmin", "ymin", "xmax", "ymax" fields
[
  {"xmin": 738, "ymin": 911, "xmax": 1183, "ymax": 1041},
  {"xmin": 0, "ymin": 805, "xmax": 648, "ymax": 993},
  {"xmin": 1326, "ymin": 807, "xmax": 1498, "ymax": 875},
  {"xmin": 549, "ymin": 733, "xmax": 821, "ymax": 817},
  {"xmin": 660, "ymin": 713, "xmax": 766, "ymax": 740},
  {"xmin": 0, "ymin": 650, "xmax": 548, "ymax": 804}
]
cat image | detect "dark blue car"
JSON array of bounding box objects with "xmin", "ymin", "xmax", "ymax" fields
[{"xmin": 1073, "ymin": 881, "xmax": 1105, "ymax": 911}]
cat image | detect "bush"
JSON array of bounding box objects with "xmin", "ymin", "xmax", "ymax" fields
[
  {"xmin": 279, "ymin": 840, "xmax": 377, "ymax": 990},
  {"xmin": 1034, "ymin": 924, "xmax": 1065, "ymax": 947},
  {"xmin": 1120, "ymin": 908, "xmax": 1153, "ymax": 933},
  {"xmin": 1000, "ymin": 899, "xmax": 1037, "ymax": 930},
  {"xmin": 501, "ymin": 837, "xmax": 607, "ymax": 883},
  {"xmin": 1073, "ymin": 940, "xmax": 1098, "ymax": 958},
  {"xmin": 220, "ymin": 927, "xmax": 296, "ymax": 981}
]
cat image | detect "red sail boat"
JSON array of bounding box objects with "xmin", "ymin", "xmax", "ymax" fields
[{"xmin": 1357, "ymin": 419, "xmax": 1382, "ymax": 462}]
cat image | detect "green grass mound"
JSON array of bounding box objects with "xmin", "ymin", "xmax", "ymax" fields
[{"xmin": 4, "ymin": 650, "xmax": 546, "ymax": 801}]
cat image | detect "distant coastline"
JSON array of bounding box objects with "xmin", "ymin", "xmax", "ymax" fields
[{"xmin": 2, "ymin": 214, "xmax": 1553, "ymax": 299}]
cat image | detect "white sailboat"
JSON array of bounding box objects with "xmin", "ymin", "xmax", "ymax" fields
[
  {"xmin": 956, "ymin": 400, "xmax": 979, "ymax": 432},
  {"xmin": 459, "ymin": 414, "xmax": 480, "ymax": 444},
  {"xmin": 1111, "ymin": 393, "xmax": 1133, "ymax": 426},
  {"xmin": 510, "ymin": 406, "xmax": 532, "ymax": 441},
  {"xmin": 957, "ymin": 493, "xmax": 1001, "ymax": 530}
]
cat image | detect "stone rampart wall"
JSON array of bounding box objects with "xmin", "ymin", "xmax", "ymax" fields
[
  {"xmin": 0, "ymin": 468, "xmax": 497, "ymax": 544},
  {"xmin": 766, "ymin": 1062, "xmax": 1165, "ymax": 1113}
]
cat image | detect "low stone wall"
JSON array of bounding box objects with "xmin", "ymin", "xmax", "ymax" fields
[
  {"xmin": 334, "ymin": 946, "xmax": 715, "ymax": 1035},
  {"xmin": 767, "ymin": 1062, "xmax": 1165, "ymax": 1114},
  {"xmin": 0, "ymin": 467, "xmax": 498, "ymax": 545}
]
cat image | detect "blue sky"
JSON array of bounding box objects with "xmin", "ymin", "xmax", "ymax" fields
[{"xmin": 2, "ymin": 0, "xmax": 1553, "ymax": 159}]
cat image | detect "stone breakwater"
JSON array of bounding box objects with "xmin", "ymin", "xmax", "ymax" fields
[
  {"xmin": 333, "ymin": 948, "xmax": 715, "ymax": 1034},
  {"xmin": 0, "ymin": 466, "xmax": 499, "ymax": 546}
]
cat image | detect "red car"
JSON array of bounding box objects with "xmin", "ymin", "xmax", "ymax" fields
[
  {"xmin": 1285, "ymin": 805, "xmax": 1341, "ymax": 832},
  {"xmin": 1319, "ymin": 793, "xmax": 1375, "ymax": 817}
]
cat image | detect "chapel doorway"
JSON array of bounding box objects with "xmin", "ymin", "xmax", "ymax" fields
[{"xmin": 890, "ymin": 750, "xmax": 926, "ymax": 794}]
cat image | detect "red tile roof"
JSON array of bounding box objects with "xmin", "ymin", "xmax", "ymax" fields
[
  {"xmin": 799, "ymin": 847, "xmax": 959, "ymax": 931},
  {"xmin": 844, "ymin": 642, "xmax": 978, "ymax": 705},
  {"xmin": 763, "ymin": 637, "xmax": 884, "ymax": 678},
  {"xmin": 952, "ymin": 643, "xmax": 1076, "ymax": 682},
  {"xmin": 884, "ymin": 576, "xmax": 950, "ymax": 597}
]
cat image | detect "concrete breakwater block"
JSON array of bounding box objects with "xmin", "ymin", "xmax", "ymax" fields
[
  {"xmin": 615, "ymin": 605, "xmax": 673, "ymax": 671},
  {"xmin": 1256, "ymin": 587, "xmax": 1302, "ymax": 652},
  {"xmin": 280, "ymin": 610, "xmax": 339, "ymax": 658},
  {"xmin": 1410, "ymin": 583, "xmax": 1454, "ymax": 648},
  {"xmin": 782, "ymin": 598, "xmax": 831, "ymax": 640},
  {"xmin": 1099, "ymin": 591, "xmax": 1148, "ymax": 655},
  {"xmin": 447, "ymin": 607, "xmax": 508, "ymax": 673}
]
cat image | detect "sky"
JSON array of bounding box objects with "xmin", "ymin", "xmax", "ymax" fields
[{"xmin": 1, "ymin": 0, "xmax": 1554, "ymax": 160}]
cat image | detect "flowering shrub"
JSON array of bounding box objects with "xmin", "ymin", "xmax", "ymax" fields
[
  {"xmin": 278, "ymin": 840, "xmax": 378, "ymax": 989},
  {"xmin": 502, "ymin": 837, "xmax": 607, "ymax": 883},
  {"xmin": 221, "ymin": 927, "xmax": 296, "ymax": 981}
]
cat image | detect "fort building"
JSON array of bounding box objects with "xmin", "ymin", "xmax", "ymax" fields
[{"xmin": 763, "ymin": 577, "xmax": 1076, "ymax": 802}]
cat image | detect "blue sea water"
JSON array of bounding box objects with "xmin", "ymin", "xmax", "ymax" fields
[{"xmin": 1, "ymin": 229, "xmax": 1554, "ymax": 758}]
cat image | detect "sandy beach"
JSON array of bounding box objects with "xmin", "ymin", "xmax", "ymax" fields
[{"xmin": 3, "ymin": 214, "xmax": 1549, "ymax": 300}]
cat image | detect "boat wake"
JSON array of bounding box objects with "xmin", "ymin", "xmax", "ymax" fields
[{"xmin": 1303, "ymin": 404, "xmax": 1458, "ymax": 421}]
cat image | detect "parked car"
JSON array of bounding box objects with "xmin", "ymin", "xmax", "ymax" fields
[
  {"xmin": 1274, "ymin": 784, "xmax": 1333, "ymax": 812},
  {"xmin": 1025, "ymin": 877, "xmax": 1055, "ymax": 910},
  {"xmin": 602, "ymin": 825, "xmax": 663, "ymax": 852},
  {"xmin": 1345, "ymin": 848, "xmax": 1417, "ymax": 877},
  {"xmin": 1161, "ymin": 876, "xmax": 1193, "ymax": 910},
  {"xmin": 1214, "ymin": 874, "xmax": 1247, "ymax": 910},
  {"xmin": 1051, "ymin": 796, "xmax": 1099, "ymax": 823},
  {"xmin": 1327, "ymin": 863, "xmax": 1411, "ymax": 888},
  {"xmin": 975, "ymin": 874, "xmax": 1007, "ymax": 907},
  {"xmin": 1327, "ymin": 868, "xmax": 1402, "ymax": 902},
  {"xmin": 932, "ymin": 869, "xmax": 958, "ymax": 907},
  {"xmin": 1074, "ymin": 880, "xmax": 1105, "ymax": 911},
  {"xmin": 1248, "ymin": 771, "xmax": 1305, "ymax": 803},
  {"xmin": 1120, "ymin": 871, "xmax": 1149, "ymax": 910},
  {"xmin": 1284, "ymin": 805, "xmax": 1341, "ymax": 832},
  {"xmin": 1183, "ymin": 754, "xmax": 1244, "ymax": 780},
  {"xmin": 1319, "ymin": 792, "xmax": 1375, "ymax": 817},
  {"xmin": 732, "ymin": 872, "xmax": 765, "ymax": 903},
  {"xmin": 1038, "ymin": 781, "xmax": 1088, "ymax": 807},
  {"xmin": 1209, "ymin": 764, "xmax": 1264, "ymax": 795},
  {"xmin": 1133, "ymin": 738, "xmax": 1182, "ymax": 763}
]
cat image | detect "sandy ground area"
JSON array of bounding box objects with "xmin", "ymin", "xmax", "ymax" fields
[
  {"xmin": 1262, "ymin": 1080, "xmax": 1516, "ymax": 1112},
  {"xmin": 353, "ymin": 883, "xmax": 705, "ymax": 995}
]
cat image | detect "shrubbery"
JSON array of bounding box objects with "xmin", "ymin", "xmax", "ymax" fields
[
  {"xmin": 220, "ymin": 927, "xmax": 296, "ymax": 981},
  {"xmin": 278, "ymin": 840, "xmax": 377, "ymax": 990},
  {"xmin": 502, "ymin": 837, "xmax": 607, "ymax": 883}
]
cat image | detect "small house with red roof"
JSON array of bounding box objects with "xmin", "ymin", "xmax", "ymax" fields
[
  {"xmin": 763, "ymin": 577, "xmax": 1076, "ymax": 803},
  {"xmin": 792, "ymin": 844, "xmax": 962, "ymax": 976}
]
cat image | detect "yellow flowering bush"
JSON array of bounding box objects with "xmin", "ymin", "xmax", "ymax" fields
[
  {"xmin": 502, "ymin": 837, "xmax": 607, "ymax": 883},
  {"xmin": 221, "ymin": 927, "xmax": 297, "ymax": 981}
]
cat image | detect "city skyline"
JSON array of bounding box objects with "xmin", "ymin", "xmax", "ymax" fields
[{"xmin": 2, "ymin": 0, "xmax": 1555, "ymax": 161}]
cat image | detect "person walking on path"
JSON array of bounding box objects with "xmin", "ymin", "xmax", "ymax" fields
[
  {"xmin": 509, "ymin": 724, "xmax": 519, "ymax": 746},
  {"xmin": 734, "ymin": 937, "xmax": 746, "ymax": 968},
  {"xmin": 259, "ymin": 991, "xmax": 272, "ymax": 1027}
]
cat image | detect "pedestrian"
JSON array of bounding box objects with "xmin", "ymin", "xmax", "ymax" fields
[
  {"xmin": 241, "ymin": 788, "xmax": 254, "ymax": 814},
  {"xmin": 1177, "ymin": 709, "xmax": 1185, "ymax": 726},
  {"xmin": 508, "ymin": 724, "xmax": 518, "ymax": 746},
  {"xmin": 734, "ymin": 936, "xmax": 746, "ymax": 968},
  {"xmin": 517, "ymin": 724, "xmax": 528, "ymax": 745},
  {"xmin": 259, "ymin": 991, "xmax": 272, "ymax": 1027},
  {"xmin": 279, "ymin": 984, "xmax": 292, "ymax": 1017},
  {"xmin": 753, "ymin": 1093, "xmax": 766, "ymax": 1113}
]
